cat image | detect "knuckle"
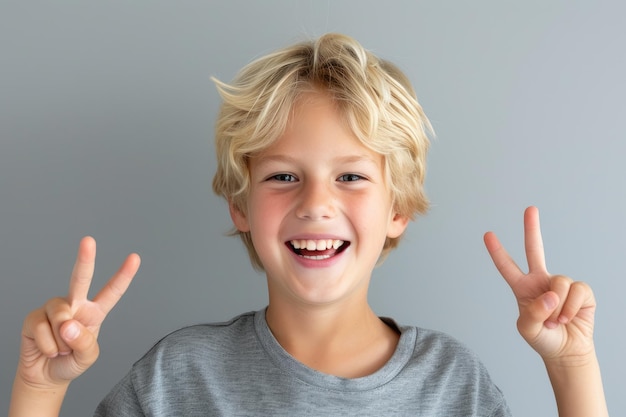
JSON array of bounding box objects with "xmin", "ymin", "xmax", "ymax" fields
[
  {"xmin": 571, "ymin": 280, "xmax": 595, "ymax": 303},
  {"xmin": 45, "ymin": 298, "xmax": 72, "ymax": 321},
  {"xmin": 32, "ymin": 318, "xmax": 52, "ymax": 335},
  {"xmin": 551, "ymin": 274, "xmax": 573, "ymax": 284},
  {"xmin": 30, "ymin": 322, "xmax": 58, "ymax": 355},
  {"xmin": 549, "ymin": 274, "xmax": 574, "ymax": 293},
  {"xmin": 24, "ymin": 307, "xmax": 45, "ymax": 328},
  {"xmin": 571, "ymin": 280, "xmax": 590, "ymax": 292}
]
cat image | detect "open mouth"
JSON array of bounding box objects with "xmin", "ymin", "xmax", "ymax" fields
[{"xmin": 286, "ymin": 239, "xmax": 350, "ymax": 260}]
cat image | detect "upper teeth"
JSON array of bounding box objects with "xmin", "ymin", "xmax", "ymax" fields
[{"xmin": 290, "ymin": 239, "xmax": 344, "ymax": 251}]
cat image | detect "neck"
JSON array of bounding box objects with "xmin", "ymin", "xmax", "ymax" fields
[{"xmin": 265, "ymin": 298, "xmax": 399, "ymax": 378}]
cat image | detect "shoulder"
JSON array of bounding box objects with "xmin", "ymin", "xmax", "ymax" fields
[
  {"xmin": 383, "ymin": 318, "xmax": 497, "ymax": 384},
  {"xmin": 396, "ymin": 324, "xmax": 511, "ymax": 415},
  {"xmin": 96, "ymin": 311, "xmax": 266, "ymax": 415},
  {"xmin": 154, "ymin": 310, "xmax": 256, "ymax": 346},
  {"xmin": 131, "ymin": 310, "xmax": 259, "ymax": 372},
  {"xmin": 411, "ymin": 326, "xmax": 482, "ymax": 362}
]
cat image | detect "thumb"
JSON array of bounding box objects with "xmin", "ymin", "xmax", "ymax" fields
[
  {"xmin": 517, "ymin": 292, "xmax": 560, "ymax": 339},
  {"xmin": 59, "ymin": 320, "xmax": 100, "ymax": 372}
]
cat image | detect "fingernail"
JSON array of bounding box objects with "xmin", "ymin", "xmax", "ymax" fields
[
  {"xmin": 544, "ymin": 320, "xmax": 558, "ymax": 329},
  {"xmin": 543, "ymin": 295, "xmax": 557, "ymax": 310},
  {"xmin": 63, "ymin": 323, "xmax": 80, "ymax": 341}
]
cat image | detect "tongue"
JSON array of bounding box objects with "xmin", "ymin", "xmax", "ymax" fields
[{"xmin": 299, "ymin": 249, "xmax": 336, "ymax": 257}]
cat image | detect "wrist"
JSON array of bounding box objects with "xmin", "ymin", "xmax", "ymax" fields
[
  {"xmin": 9, "ymin": 375, "xmax": 70, "ymax": 417},
  {"xmin": 543, "ymin": 350, "xmax": 608, "ymax": 417},
  {"xmin": 542, "ymin": 346, "xmax": 597, "ymax": 371}
]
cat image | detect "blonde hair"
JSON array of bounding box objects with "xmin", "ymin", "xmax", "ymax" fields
[{"xmin": 212, "ymin": 33, "xmax": 432, "ymax": 270}]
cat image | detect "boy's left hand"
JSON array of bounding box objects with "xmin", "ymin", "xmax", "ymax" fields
[{"xmin": 484, "ymin": 206, "xmax": 596, "ymax": 364}]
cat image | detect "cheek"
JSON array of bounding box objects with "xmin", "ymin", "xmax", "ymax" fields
[
  {"xmin": 352, "ymin": 192, "xmax": 393, "ymax": 218},
  {"xmin": 247, "ymin": 192, "xmax": 287, "ymax": 234}
]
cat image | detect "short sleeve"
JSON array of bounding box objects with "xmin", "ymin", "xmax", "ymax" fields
[{"xmin": 93, "ymin": 371, "xmax": 145, "ymax": 417}]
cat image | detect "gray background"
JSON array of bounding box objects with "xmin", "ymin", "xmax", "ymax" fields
[{"xmin": 1, "ymin": 1, "xmax": 624, "ymax": 416}]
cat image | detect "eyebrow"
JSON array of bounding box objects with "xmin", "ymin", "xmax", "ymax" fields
[{"xmin": 255, "ymin": 154, "xmax": 380, "ymax": 166}]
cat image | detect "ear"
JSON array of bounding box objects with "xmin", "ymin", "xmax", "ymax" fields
[
  {"xmin": 387, "ymin": 212, "xmax": 410, "ymax": 239},
  {"xmin": 228, "ymin": 200, "xmax": 250, "ymax": 232}
]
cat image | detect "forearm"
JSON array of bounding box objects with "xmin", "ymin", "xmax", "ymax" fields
[
  {"xmin": 545, "ymin": 351, "xmax": 608, "ymax": 417},
  {"xmin": 9, "ymin": 375, "xmax": 69, "ymax": 417}
]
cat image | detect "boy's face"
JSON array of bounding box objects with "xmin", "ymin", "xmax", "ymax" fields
[{"xmin": 230, "ymin": 92, "xmax": 408, "ymax": 308}]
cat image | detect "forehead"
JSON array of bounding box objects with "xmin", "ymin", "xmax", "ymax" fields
[{"xmin": 256, "ymin": 104, "xmax": 381, "ymax": 166}]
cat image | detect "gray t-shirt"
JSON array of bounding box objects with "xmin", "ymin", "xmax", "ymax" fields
[{"xmin": 95, "ymin": 309, "xmax": 511, "ymax": 416}]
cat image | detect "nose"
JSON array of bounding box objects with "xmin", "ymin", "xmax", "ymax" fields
[{"xmin": 295, "ymin": 180, "xmax": 337, "ymax": 221}]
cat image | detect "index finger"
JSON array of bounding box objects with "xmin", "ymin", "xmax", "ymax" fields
[
  {"xmin": 484, "ymin": 230, "xmax": 523, "ymax": 289},
  {"xmin": 68, "ymin": 236, "xmax": 97, "ymax": 303}
]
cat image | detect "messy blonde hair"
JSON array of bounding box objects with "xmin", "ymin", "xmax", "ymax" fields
[{"xmin": 212, "ymin": 33, "xmax": 432, "ymax": 270}]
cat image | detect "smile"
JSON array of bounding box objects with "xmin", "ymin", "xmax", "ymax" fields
[{"xmin": 287, "ymin": 239, "xmax": 349, "ymax": 260}]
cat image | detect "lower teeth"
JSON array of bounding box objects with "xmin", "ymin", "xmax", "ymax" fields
[{"xmin": 301, "ymin": 254, "xmax": 331, "ymax": 260}]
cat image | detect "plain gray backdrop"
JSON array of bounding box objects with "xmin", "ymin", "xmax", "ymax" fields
[{"xmin": 1, "ymin": 1, "xmax": 624, "ymax": 416}]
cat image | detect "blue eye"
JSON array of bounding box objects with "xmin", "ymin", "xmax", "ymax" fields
[
  {"xmin": 338, "ymin": 174, "xmax": 364, "ymax": 182},
  {"xmin": 270, "ymin": 173, "xmax": 297, "ymax": 182}
]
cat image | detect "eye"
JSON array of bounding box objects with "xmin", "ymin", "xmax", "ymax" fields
[
  {"xmin": 268, "ymin": 173, "xmax": 298, "ymax": 182},
  {"xmin": 337, "ymin": 173, "xmax": 365, "ymax": 182}
]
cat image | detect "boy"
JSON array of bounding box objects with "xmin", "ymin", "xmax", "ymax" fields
[{"xmin": 10, "ymin": 33, "xmax": 607, "ymax": 416}]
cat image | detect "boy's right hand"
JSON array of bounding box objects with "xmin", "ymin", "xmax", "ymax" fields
[{"xmin": 16, "ymin": 236, "xmax": 140, "ymax": 389}]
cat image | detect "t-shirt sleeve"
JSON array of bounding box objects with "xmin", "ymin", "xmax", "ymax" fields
[
  {"xmin": 491, "ymin": 399, "xmax": 514, "ymax": 417},
  {"xmin": 93, "ymin": 371, "xmax": 145, "ymax": 417}
]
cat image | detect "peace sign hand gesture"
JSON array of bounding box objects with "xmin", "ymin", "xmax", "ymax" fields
[
  {"xmin": 483, "ymin": 207, "xmax": 609, "ymax": 416},
  {"xmin": 483, "ymin": 206, "xmax": 596, "ymax": 363},
  {"xmin": 16, "ymin": 236, "xmax": 140, "ymax": 389}
]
